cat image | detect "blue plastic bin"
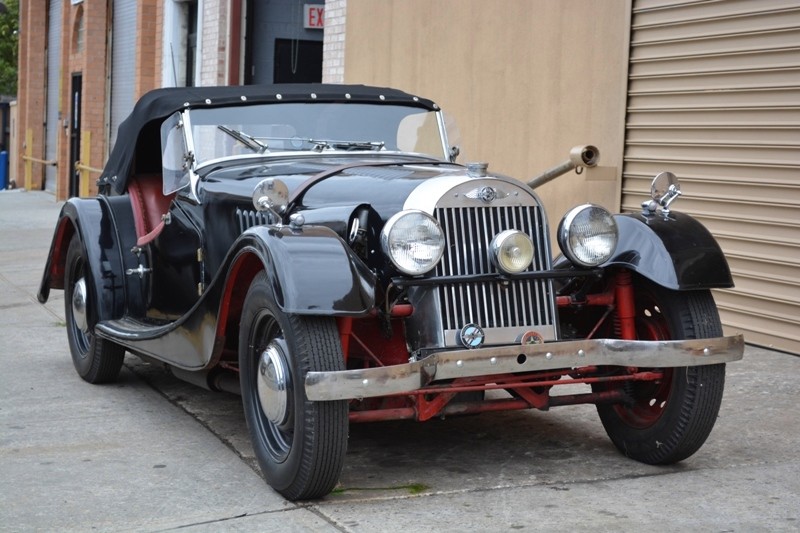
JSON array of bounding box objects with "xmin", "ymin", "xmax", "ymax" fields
[{"xmin": 0, "ymin": 151, "xmax": 7, "ymax": 190}]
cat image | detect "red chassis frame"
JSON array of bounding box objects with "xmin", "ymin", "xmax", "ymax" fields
[{"xmin": 338, "ymin": 269, "xmax": 657, "ymax": 423}]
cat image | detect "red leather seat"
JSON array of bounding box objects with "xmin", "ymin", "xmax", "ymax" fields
[{"xmin": 128, "ymin": 175, "xmax": 175, "ymax": 247}]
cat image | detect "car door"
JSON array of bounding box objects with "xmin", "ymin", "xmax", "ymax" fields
[{"xmin": 145, "ymin": 196, "xmax": 205, "ymax": 320}]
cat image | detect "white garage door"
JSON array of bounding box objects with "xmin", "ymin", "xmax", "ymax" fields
[
  {"xmin": 109, "ymin": 0, "xmax": 138, "ymax": 149},
  {"xmin": 623, "ymin": 0, "xmax": 800, "ymax": 353}
]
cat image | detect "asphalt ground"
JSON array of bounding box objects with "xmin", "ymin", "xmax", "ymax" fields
[{"xmin": 1, "ymin": 189, "xmax": 798, "ymax": 532}]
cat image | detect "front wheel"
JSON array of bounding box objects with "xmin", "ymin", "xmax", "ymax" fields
[
  {"xmin": 239, "ymin": 272, "xmax": 348, "ymax": 500},
  {"xmin": 595, "ymin": 279, "xmax": 726, "ymax": 465},
  {"xmin": 64, "ymin": 235, "xmax": 125, "ymax": 383}
]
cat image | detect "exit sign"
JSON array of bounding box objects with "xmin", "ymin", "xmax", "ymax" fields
[{"xmin": 304, "ymin": 5, "xmax": 324, "ymax": 29}]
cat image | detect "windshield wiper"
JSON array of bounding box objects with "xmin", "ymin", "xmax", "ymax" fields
[
  {"xmin": 309, "ymin": 139, "xmax": 385, "ymax": 152},
  {"xmin": 217, "ymin": 125, "xmax": 269, "ymax": 153}
]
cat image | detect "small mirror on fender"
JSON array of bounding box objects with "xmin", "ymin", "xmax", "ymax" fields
[
  {"xmin": 650, "ymin": 171, "xmax": 682, "ymax": 212},
  {"xmin": 252, "ymin": 178, "xmax": 289, "ymax": 214}
]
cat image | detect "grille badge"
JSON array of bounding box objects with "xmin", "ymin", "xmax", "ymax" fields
[
  {"xmin": 465, "ymin": 186, "xmax": 509, "ymax": 203},
  {"xmin": 459, "ymin": 323, "xmax": 485, "ymax": 349},
  {"xmin": 521, "ymin": 331, "xmax": 544, "ymax": 345}
]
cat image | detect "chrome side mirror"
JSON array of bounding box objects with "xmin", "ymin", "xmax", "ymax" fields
[
  {"xmin": 448, "ymin": 145, "xmax": 460, "ymax": 163},
  {"xmin": 643, "ymin": 171, "xmax": 682, "ymax": 217},
  {"xmin": 252, "ymin": 178, "xmax": 289, "ymax": 215}
]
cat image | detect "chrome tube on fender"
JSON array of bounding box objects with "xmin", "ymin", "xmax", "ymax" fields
[{"xmin": 527, "ymin": 145, "xmax": 599, "ymax": 189}]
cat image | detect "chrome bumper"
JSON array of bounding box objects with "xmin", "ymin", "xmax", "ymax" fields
[{"xmin": 305, "ymin": 334, "xmax": 744, "ymax": 401}]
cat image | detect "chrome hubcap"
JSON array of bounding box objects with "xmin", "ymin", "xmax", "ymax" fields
[
  {"xmin": 257, "ymin": 340, "xmax": 291, "ymax": 425},
  {"xmin": 72, "ymin": 277, "xmax": 88, "ymax": 332}
]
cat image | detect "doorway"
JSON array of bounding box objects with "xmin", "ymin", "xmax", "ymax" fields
[
  {"xmin": 243, "ymin": 1, "xmax": 324, "ymax": 84},
  {"xmin": 69, "ymin": 73, "xmax": 82, "ymax": 198},
  {"xmin": 273, "ymin": 39, "xmax": 322, "ymax": 83}
]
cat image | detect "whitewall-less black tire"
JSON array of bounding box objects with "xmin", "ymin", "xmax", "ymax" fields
[
  {"xmin": 64, "ymin": 235, "xmax": 125, "ymax": 383},
  {"xmin": 595, "ymin": 279, "xmax": 726, "ymax": 464},
  {"xmin": 239, "ymin": 272, "xmax": 348, "ymax": 500}
]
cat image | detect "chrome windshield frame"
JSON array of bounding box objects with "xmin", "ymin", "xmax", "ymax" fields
[
  {"xmin": 181, "ymin": 102, "xmax": 451, "ymax": 173},
  {"xmin": 436, "ymin": 110, "xmax": 451, "ymax": 162},
  {"xmin": 180, "ymin": 109, "xmax": 202, "ymax": 202}
]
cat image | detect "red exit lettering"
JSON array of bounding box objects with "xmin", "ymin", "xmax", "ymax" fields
[{"xmin": 304, "ymin": 5, "xmax": 324, "ymax": 29}]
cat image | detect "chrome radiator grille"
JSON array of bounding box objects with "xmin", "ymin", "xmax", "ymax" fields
[
  {"xmin": 434, "ymin": 205, "xmax": 555, "ymax": 331},
  {"xmin": 236, "ymin": 208, "xmax": 271, "ymax": 233}
]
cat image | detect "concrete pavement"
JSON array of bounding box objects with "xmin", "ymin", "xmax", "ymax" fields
[{"xmin": 1, "ymin": 189, "xmax": 798, "ymax": 532}]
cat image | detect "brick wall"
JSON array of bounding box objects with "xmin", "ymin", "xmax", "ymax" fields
[
  {"xmin": 322, "ymin": 0, "xmax": 347, "ymax": 83},
  {"xmin": 200, "ymin": 0, "xmax": 229, "ymax": 86},
  {"xmin": 15, "ymin": 0, "xmax": 47, "ymax": 191},
  {"xmin": 136, "ymin": 0, "xmax": 161, "ymax": 98},
  {"xmin": 16, "ymin": 0, "xmax": 165, "ymax": 200},
  {"xmin": 73, "ymin": 2, "xmax": 108, "ymax": 197}
]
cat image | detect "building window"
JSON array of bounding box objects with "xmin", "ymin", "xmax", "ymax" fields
[
  {"xmin": 185, "ymin": 1, "xmax": 197, "ymax": 87},
  {"xmin": 73, "ymin": 6, "xmax": 85, "ymax": 53},
  {"xmin": 163, "ymin": 0, "xmax": 198, "ymax": 87}
]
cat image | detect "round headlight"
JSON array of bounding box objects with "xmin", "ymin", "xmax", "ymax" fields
[
  {"xmin": 558, "ymin": 204, "xmax": 618, "ymax": 267},
  {"xmin": 381, "ymin": 210, "xmax": 445, "ymax": 276},
  {"xmin": 491, "ymin": 230, "xmax": 534, "ymax": 274}
]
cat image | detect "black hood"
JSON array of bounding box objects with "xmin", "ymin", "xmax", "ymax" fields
[{"xmin": 201, "ymin": 155, "xmax": 466, "ymax": 223}]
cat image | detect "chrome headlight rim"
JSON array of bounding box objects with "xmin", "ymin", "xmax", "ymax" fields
[
  {"xmin": 380, "ymin": 209, "xmax": 445, "ymax": 276},
  {"xmin": 558, "ymin": 204, "xmax": 619, "ymax": 268},
  {"xmin": 490, "ymin": 229, "xmax": 534, "ymax": 274}
]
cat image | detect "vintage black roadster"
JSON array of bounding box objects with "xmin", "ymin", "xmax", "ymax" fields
[{"xmin": 39, "ymin": 84, "xmax": 743, "ymax": 500}]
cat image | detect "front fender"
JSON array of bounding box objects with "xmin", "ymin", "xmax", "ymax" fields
[
  {"xmin": 37, "ymin": 197, "xmax": 129, "ymax": 324},
  {"xmin": 232, "ymin": 224, "xmax": 376, "ymax": 315},
  {"xmin": 605, "ymin": 212, "xmax": 733, "ymax": 290}
]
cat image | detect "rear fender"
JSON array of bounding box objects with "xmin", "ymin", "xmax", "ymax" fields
[
  {"xmin": 605, "ymin": 212, "xmax": 733, "ymax": 290},
  {"xmin": 38, "ymin": 197, "xmax": 136, "ymax": 323}
]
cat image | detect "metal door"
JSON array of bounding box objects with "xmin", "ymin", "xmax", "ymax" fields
[
  {"xmin": 69, "ymin": 74, "xmax": 82, "ymax": 198},
  {"xmin": 623, "ymin": 0, "xmax": 800, "ymax": 353}
]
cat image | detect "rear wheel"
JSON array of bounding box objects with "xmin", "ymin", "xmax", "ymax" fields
[
  {"xmin": 239, "ymin": 272, "xmax": 348, "ymax": 500},
  {"xmin": 595, "ymin": 279, "xmax": 726, "ymax": 464},
  {"xmin": 64, "ymin": 235, "xmax": 125, "ymax": 383}
]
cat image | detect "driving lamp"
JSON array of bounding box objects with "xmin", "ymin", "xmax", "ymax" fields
[
  {"xmin": 381, "ymin": 210, "xmax": 445, "ymax": 275},
  {"xmin": 558, "ymin": 204, "xmax": 618, "ymax": 267}
]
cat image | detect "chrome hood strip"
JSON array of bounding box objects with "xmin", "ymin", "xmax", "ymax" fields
[
  {"xmin": 402, "ymin": 174, "xmax": 476, "ymax": 214},
  {"xmin": 305, "ymin": 334, "xmax": 745, "ymax": 401},
  {"xmin": 402, "ymin": 173, "xmax": 546, "ymax": 215}
]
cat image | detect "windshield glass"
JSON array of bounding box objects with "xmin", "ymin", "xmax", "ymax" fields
[
  {"xmin": 187, "ymin": 102, "xmax": 446, "ymax": 166},
  {"xmin": 161, "ymin": 112, "xmax": 190, "ymax": 194}
]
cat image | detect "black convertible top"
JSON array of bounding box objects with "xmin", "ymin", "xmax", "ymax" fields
[{"xmin": 99, "ymin": 84, "xmax": 439, "ymax": 194}]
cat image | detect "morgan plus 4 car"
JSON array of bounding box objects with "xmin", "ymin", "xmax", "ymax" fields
[{"xmin": 39, "ymin": 84, "xmax": 744, "ymax": 500}]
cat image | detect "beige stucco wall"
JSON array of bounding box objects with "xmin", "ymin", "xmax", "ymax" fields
[{"xmin": 342, "ymin": 0, "xmax": 631, "ymax": 239}]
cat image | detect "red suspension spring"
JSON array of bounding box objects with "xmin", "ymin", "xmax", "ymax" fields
[{"xmin": 614, "ymin": 270, "xmax": 637, "ymax": 340}]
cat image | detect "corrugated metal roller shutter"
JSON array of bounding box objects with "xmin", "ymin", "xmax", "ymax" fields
[
  {"xmin": 45, "ymin": 0, "xmax": 62, "ymax": 193},
  {"xmin": 109, "ymin": 0, "xmax": 138, "ymax": 149},
  {"xmin": 623, "ymin": 0, "xmax": 800, "ymax": 354}
]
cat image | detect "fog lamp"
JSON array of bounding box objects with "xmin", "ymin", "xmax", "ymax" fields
[{"xmin": 491, "ymin": 230, "xmax": 534, "ymax": 274}]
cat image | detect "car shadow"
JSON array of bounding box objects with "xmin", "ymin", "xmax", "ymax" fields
[{"xmin": 125, "ymin": 356, "xmax": 681, "ymax": 500}]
